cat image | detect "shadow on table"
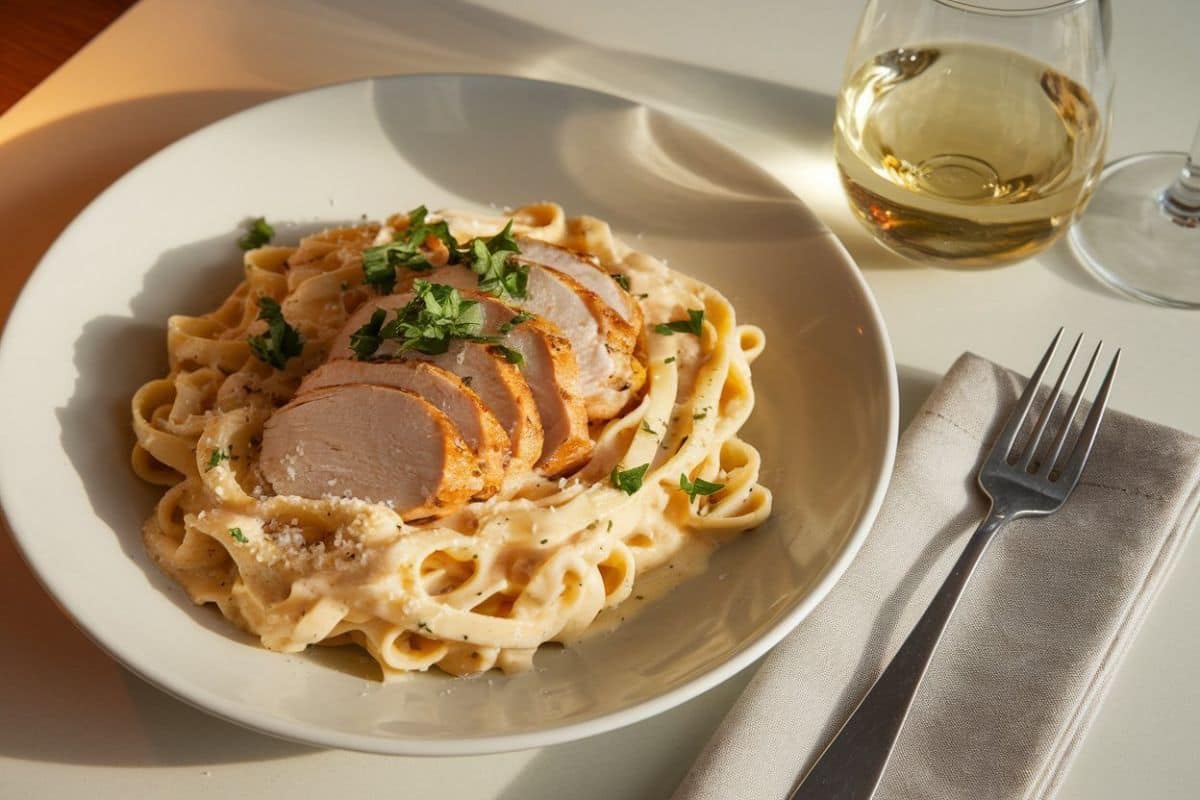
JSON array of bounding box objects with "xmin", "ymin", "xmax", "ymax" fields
[
  {"xmin": 1037, "ymin": 234, "xmax": 1135, "ymax": 301},
  {"xmin": 0, "ymin": 89, "xmax": 284, "ymax": 332},
  {"xmin": 493, "ymin": 666, "xmax": 756, "ymax": 800},
  {"xmin": 0, "ymin": 89, "xmax": 319, "ymax": 768}
]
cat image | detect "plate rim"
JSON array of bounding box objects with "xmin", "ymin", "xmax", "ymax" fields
[{"xmin": 0, "ymin": 72, "xmax": 899, "ymax": 755}]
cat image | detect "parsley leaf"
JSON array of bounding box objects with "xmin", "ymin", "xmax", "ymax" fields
[
  {"xmin": 351, "ymin": 281, "xmax": 494, "ymax": 360},
  {"xmin": 664, "ymin": 356, "xmax": 676, "ymax": 364},
  {"xmin": 349, "ymin": 308, "xmax": 388, "ymax": 359},
  {"xmin": 485, "ymin": 219, "xmax": 521, "ymax": 254},
  {"xmin": 361, "ymin": 206, "xmax": 460, "ymax": 293},
  {"xmin": 206, "ymin": 448, "xmax": 230, "ymax": 471},
  {"xmin": 347, "ymin": 282, "xmax": 530, "ymax": 363},
  {"xmin": 238, "ymin": 217, "xmax": 274, "ymax": 250},
  {"xmin": 228, "ymin": 527, "xmax": 249, "ymax": 544},
  {"xmin": 654, "ymin": 309, "xmax": 705, "ymax": 336},
  {"xmin": 610, "ymin": 463, "xmax": 650, "ymax": 495},
  {"xmin": 405, "ymin": 205, "xmax": 460, "ymax": 259},
  {"xmin": 641, "ymin": 420, "xmax": 657, "ymax": 435},
  {"xmin": 247, "ymin": 297, "xmax": 304, "ymax": 369},
  {"xmin": 499, "ymin": 310, "xmax": 535, "ymax": 333},
  {"xmin": 387, "ymin": 280, "xmax": 488, "ymax": 355},
  {"xmin": 679, "ymin": 473, "xmax": 724, "ymax": 502},
  {"xmin": 361, "ymin": 247, "xmax": 399, "ymax": 294},
  {"xmin": 361, "ymin": 241, "xmax": 428, "ymax": 293},
  {"xmin": 611, "ymin": 273, "xmax": 631, "ymax": 291},
  {"xmin": 490, "ymin": 344, "xmax": 525, "ymax": 366},
  {"xmin": 693, "ymin": 408, "xmax": 709, "ymax": 420},
  {"xmin": 467, "ymin": 237, "xmax": 529, "ymax": 299}
]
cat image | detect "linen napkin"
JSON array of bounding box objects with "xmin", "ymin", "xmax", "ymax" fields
[{"xmin": 674, "ymin": 352, "xmax": 1200, "ymax": 800}]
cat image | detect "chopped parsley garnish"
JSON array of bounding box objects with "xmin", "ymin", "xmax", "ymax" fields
[
  {"xmin": 500, "ymin": 310, "xmax": 535, "ymax": 333},
  {"xmin": 664, "ymin": 356, "xmax": 676, "ymax": 364},
  {"xmin": 407, "ymin": 205, "xmax": 460, "ymax": 254},
  {"xmin": 610, "ymin": 463, "xmax": 650, "ymax": 495},
  {"xmin": 348, "ymin": 308, "xmax": 388, "ymax": 359},
  {"xmin": 489, "ymin": 344, "xmax": 525, "ymax": 366},
  {"xmin": 359, "ymin": 208, "xmax": 530, "ymax": 301},
  {"xmin": 247, "ymin": 296, "xmax": 304, "ymax": 369},
  {"xmin": 641, "ymin": 420, "xmax": 657, "ymax": 435},
  {"xmin": 485, "ymin": 219, "xmax": 520, "ymax": 253},
  {"xmin": 238, "ymin": 217, "xmax": 274, "ymax": 250},
  {"xmin": 654, "ymin": 309, "xmax": 705, "ymax": 336},
  {"xmin": 540, "ymin": 538, "xmax": 548, "ymax": 545},
  {"xmin": 417, "ymin": 621, "xmax": 431, "ymax": 632},
  {"xmin": 693, "ymin": 408, "xmax": 709, "ymax": 420},
  {"xmin": 348, "ymin": 281, "xmax": 523, "ymax": 360},
  {"xmin": 383, "ymin": 280, "xmax": 487, "ymax": 355},
  {"xmin": 611, "ymin": 273, "xmax": 631, "ymax": 291},
  {"xmin": 467, "ymin": 223, "xmax": 528, "ymax": 299},
  {"xmin": 206, "ymin": 447, "xmax": 230, "ymax": 471},
  {"xmin": 679, "ymin": 473, "xmax": 724, "ymax": 502},
  {"xmin": 228, "ymin": 527, "xmax": 248, "ymax": 544},
  {"xmin": 361, "ymin": 206, "xmax": 460, "ymax": 293},
  {"xmin": 361, "ymin": 245, "xmax": 407, "ymax": 293},
  {"xmin": 607, "ymin": 520, "xmax": 612, "ymax": 532}
]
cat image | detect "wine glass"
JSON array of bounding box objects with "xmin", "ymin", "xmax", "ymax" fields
[
  {"xmin": 834, "ymin": 0, "xmax": 1111, "ymax": 267},
  {"xmin": 1069, "ymin": 124, "xmax": 1200, "ymax": 307}
]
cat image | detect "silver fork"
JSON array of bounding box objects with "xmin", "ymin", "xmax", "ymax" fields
[{"xmin": 790, "ymin": 329, "xmax": 1120, "ymax": 800}]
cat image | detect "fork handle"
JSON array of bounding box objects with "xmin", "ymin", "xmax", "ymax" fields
[{"xmin": 789, "ymin": 510, "xmax": 1008, "ymax": 800}]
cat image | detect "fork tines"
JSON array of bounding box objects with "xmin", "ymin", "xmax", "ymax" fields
[{"xmin": 988, "ymin": 328, "xmax": 1120, "ymax": 490}]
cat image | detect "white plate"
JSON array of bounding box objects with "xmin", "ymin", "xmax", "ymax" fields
[{"xmin": 0, "ymin": 75, "xmax": 896, "ymax": 755}]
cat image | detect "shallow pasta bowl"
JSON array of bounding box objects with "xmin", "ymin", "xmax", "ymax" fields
[{"xmin": 0, "ymin": 74, "xmax": 897, "ymax": 755}]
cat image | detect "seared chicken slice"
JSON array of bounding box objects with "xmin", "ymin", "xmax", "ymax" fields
[
  {"xmin": 260, "ymin": 384, "xmax": 480, "ymax": 519},
  {"xmin": 297, "ymin": 360, "xmax": 509, "ymax": 498},
  {"xmin": 427, "ymin": 264, "xmax": 643, "ymax": 420},
  {"xmin": 515, "ymin": 236, "xmax": 642, "ymax": 328},
  {"xmin": 464, "ymin": 291, "xmax": 591, "ymax": 476},
  {"xmin": 330, "ymin": 296, "xmax": 544, "ymax": 477}
]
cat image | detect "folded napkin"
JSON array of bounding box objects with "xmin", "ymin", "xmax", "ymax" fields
[{"xmin": 674, "ymin": 353, "xmax": 1200, "ymax": 800}]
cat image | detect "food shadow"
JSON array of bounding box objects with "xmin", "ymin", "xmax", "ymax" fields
[{"xmin": 44, "ymin": 226, "xmax": 358, "ymax": 767}]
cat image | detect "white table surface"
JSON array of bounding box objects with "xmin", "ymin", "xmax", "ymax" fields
[{"xmin": 2, "ymin": 1, "xmax": 1198, "ymax": 797}]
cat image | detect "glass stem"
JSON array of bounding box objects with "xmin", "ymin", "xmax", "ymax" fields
[{"xmin": 1161, "ymin": 122, "xmax": 1200, "ymax": 226}]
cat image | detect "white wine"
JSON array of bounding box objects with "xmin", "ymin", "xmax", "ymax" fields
[{"xmin": 834, "ymin": 43, "xmax": 1106, "ymax": 266}]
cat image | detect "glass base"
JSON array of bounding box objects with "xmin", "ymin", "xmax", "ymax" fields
[{"xmin": 1070, "ymin": 152, "xmax": 1200, "ymax": 308}]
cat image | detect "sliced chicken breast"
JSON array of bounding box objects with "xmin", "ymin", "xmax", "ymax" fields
[
  {"xmin": 260, "ymin": 384, "xmax": 480, "ymax": 519},
  {"xmin": 425, "ymin": 264, "xmax": 643, "ymax": 420},
  {"xmin": 463, "ymin": 291, "xmax": 591, "ymax": 476},
  {"xmin": 330, "ymin": 295, "xmax": 544, "ymax": 477},
  {"xmin": 297, "ymin": 360, "xmax": 509, "ymax": 498},
  {"xmin": 417, "ymin": 342, "xmax": 543, "ymax": 476},
  {"xmin": 515, "ymin": 236, "xmax": 642, "ymax": 328}
]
